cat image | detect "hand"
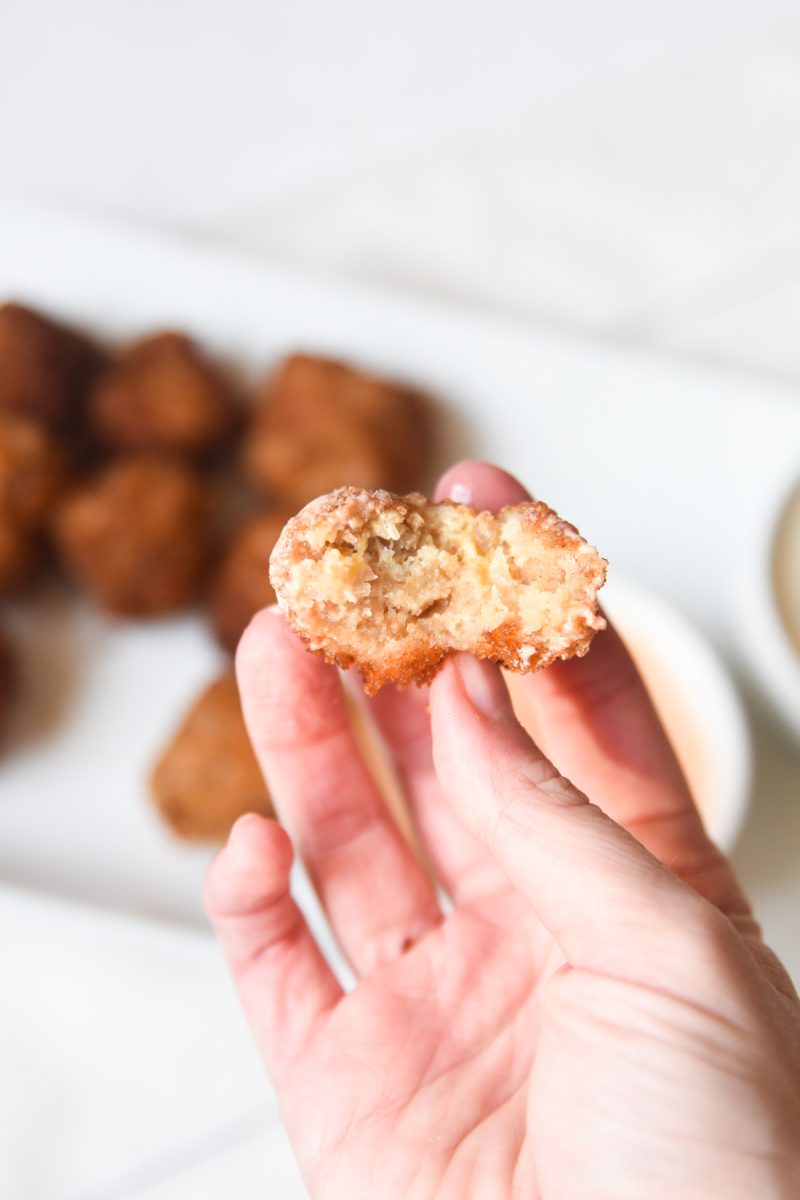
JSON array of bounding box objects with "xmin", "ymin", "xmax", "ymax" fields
[{"xmin": 206, "ymin": 462, "xmax": 800, "ymax": 1199}]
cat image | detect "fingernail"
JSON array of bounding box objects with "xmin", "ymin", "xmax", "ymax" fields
[
  {"xmin": 228, "ymin": 812, "xmax": 260, "ymax": 847},
  {"xmin": 448, "ymin": 482, "xmax": 472, "ymax": 504},
  {"xmin": 455, "ymin": 655, "xmax": 511, "ymax": 720}
]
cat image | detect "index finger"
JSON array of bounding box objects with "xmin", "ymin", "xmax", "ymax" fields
[
  {"xmin": 440, "ymin": 463, "xmax": 752, "ymax": 927},
  {"xmin": 430, "ymin": 655, "xmax": 731, "ymax": 987}
]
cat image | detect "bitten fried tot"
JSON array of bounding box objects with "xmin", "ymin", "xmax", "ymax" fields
[{"xmin": 270, "ymin": 487, "xmax": 607, "ymax": 694}]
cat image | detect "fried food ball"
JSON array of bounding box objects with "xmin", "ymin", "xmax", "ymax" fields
[
  {"xmin": 0, "ymin": 412, "xmax": 67, "ymax": 591},
  {"xmin": 54, "ymin": 457, "xmax": 213, "ymax": 616},
  {"xmin": 0, "ymin": 302, "xmax": 103, "ymax": 428},
  {"xmin": 0, "ymin": 625, "xmax": 15, "ymax": 743},
  {"xmin": 89, "ymin": 331, "xmax": 240, "ymax": 459},
  {"xmin": 210, "ymin": 510, "xmax": 287, "ymax": 652},
  {"xmin": 151, "ymin": 672, "xmax": 273, "ymax": 841},
  {"xmin": 271, "ymin": 487, "xmax": 607, "ymax": 694},
  {"xmin": 243, "ymin": 354, "xmax": 433, "ymax": 507}
]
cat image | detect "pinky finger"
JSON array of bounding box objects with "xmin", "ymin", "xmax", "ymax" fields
[{"xmin": 204, "ymin": 813, "xmax": 342, "ymax": 1082}]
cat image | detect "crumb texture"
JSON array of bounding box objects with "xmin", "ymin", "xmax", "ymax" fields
[{"xmin": 270, "ymin": 487, "xmax": 607, "ymax": 692}]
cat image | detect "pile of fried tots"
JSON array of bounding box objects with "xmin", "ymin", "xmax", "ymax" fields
[{"xmin": 0, "ymin": 303, "xmax": 435, "ymax": 841}]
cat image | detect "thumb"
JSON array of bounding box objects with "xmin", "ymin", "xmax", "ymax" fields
[{"xmin": 430, "ymin": 655, "xmax": 725, "ymax": 984}]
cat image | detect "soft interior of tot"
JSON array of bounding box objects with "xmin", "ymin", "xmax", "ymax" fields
[{"xmin": 291, "ymin": 503, "xmax": 587, "ymax": 652}]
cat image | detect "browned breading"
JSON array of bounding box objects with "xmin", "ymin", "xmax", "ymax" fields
[
  {"xmin": 0, "ymin": 412, "xmax": 68, "ymax": 592},
  {"xmin": 243, "ymin": 353, "xmax": 433, "ymax": 507},
  {"xmin": 0, "ymin": 302, "xmax": 103, "ymax": 429},
  {"xmin": 271, "ymin": 487, "xmax": 607, "ymax": 694},
  {"xmin": 210, "ymin": 510, "xmax": 288, "ymax": 653},
  {"xmin": 54, "ymin": 456, "xmax": 213, "ymax": 616},
  {"xmin": 89, "ymin": 331, "xmax": 240, "ymax": 459},
  {"xmin": 151, "ymin": 672, "xmax": 273, "ymax": 841}
]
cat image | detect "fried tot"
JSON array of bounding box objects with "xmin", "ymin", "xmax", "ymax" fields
[
  {"xmin": 243, "ymin": 353, "xmax": 433, "ymax": 506},
  {"xmin": 0, "ymin": 412, "xmax": 67, "ymax": 591},
  {"xmin": 89, "ymin": 331, "xmax": 239, "ymax": 458},
  {"xmin": 151, "ymin": 672, "xmax": 273, "ymax": 841},
  {"xmin": 0, "ymin": 302, "xmax": 103, "ymax": 429},
  {"xmin": 54, "ymin": 457, "xmax": 212, "ymax": 616},
  {"xmin": 271, "ymin": 487, "xmax": 607, "ymax": 693},
  {"xmin": 0, "ymin": 625, "xmax": 15, "ymax": 744},
  {"xmin": 210, "ymin": 510, "xmax": 287, "ymax": 652}
]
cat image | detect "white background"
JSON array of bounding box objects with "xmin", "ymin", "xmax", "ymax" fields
[{"xmin": 2, "ymin": 3, "xmax": 800, "ymax": 1197}]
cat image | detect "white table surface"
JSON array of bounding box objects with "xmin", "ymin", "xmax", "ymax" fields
[{"xmin": 2, "ymin": 4, "xmax": 800, "ymax": 1196}]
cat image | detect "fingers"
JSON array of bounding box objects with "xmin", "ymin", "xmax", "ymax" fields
[
  {"xmin": 204, "ymin": 814, "xmax": 341, "ymax": 1082},
  {"xmin": 236, "ymin": 609, "xmax": 441, "ymax": 974},
  {"xmin": 430, "ymin": 655, "xmax": 720, "ymax": 982},
  {"xmin": 435, "ymin": 460, "xmax": 529, "ymax": 509},
  {"xmin": 358, "ymin": 462, "xmax": 531, "ymax": 903},
  {"xmin": 440, "ymin": 462, "xmax": 751, "ymax": 926},
  {"xmin": 513, "ymin": 625, "xmax": 754, "ymax": 924},
  {"xmin": 365, "ymin": 682, "xmax": 508, "ymax": 901}
]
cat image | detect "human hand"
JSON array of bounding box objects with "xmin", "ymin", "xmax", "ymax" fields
[{"xmin": 206, "ymin": 462, "xmax": 800, "ymax": 1199}]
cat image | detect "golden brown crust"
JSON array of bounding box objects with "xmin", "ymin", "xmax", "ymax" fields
[
  {"xmin": 89, "ymin": 331, "xmax": 240, "ymax": 459},
  {"xmin": 271, "ymin": 486, "xmax": 607, "ymax": 694},
  {"xmin": 54, "ymin": 456, "xmax": 213, "ymax": 616},
  {"xmin": 0, "ymin": 302, "xmax": 104, "ymax": 429},
  {"xmin": 151, "ymin": 673, "xmax": 273, "ymax": 841},
  {"xmin": 243, "ymin": 353, "xmax": 433, "ymax": 507},
  {"xmin": 210, "ymin": 510, "xmax": 288, "ymax": 652}
]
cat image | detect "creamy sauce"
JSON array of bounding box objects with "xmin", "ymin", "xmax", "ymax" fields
[{"xmin": 773, "ymin": 481, "xmax": 800, "ymax": 657}]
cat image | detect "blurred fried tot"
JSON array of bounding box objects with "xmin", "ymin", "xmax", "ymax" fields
[
  {"xmin": 0, "ymin": 412, "xmax": 67, "ymax": 592},
  {"xmin": 54, "ymin": 456, "xmax": 213, "ymax": 616},
  {"xmin": 0, "ymin": 624, "xmax": 15, "ymax": 744},
  {"xmin": 89, "ymin": 331, "xmax": 240, "ymax": 459},
  {"xmin": 151, "ymin": 672, "xmax": 273, "ymax": 841},
  {"xmin": 243, "ymin": 353, "xmax": 433, "ymax": 507},
  {"xmin": 210, "ymin": 510, "xmax": 287, "ymax": 652},
  {"xmin": 0, "ymin": 302, "xmax": 103, "ymax": 429}
]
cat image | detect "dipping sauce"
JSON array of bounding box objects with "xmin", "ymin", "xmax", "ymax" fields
[{"xmin": 773, "ymin": 480, "xmax": 800, "ymax": 658}]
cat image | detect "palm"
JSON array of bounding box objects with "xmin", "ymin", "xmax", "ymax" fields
[
  {"xmin": 283, "ymin": 890, "xmax": 545, "ymax": 1197},
  {"xmin": 282, "ymin": 887, "xmax": 796, "ymax": 1200}
]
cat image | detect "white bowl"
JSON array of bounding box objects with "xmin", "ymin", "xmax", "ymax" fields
[
  {"xmin": 736, "ymin": 467, "xmax": 800, "ymax": 743},
  {"xmin": 602, "ymin": 576, "xmax": 752, "ymax": 852}
]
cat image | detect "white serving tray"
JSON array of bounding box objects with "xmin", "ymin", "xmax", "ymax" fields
[{"xmin": 1, "ymin": 195, "xmax": 798, "ymax": 930}]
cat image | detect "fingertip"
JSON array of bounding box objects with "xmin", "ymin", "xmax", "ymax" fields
[
  {"xmin": 235, "ymin": 606, "xmax": 288, "ymax": 688},
  {"xmin": 235, "ymin": 605, "xmax": 345, "ymax": 750},
  {"xmin": 434, "ymin": 461, "xmax": 531, "ymax": 510},
  {"xmin": 204, "ymin": 814, "xmax": 293, "ymax": 919}
]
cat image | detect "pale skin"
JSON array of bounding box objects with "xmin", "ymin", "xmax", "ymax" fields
[{"xmin": 205, "ymin": 462, "xmax": 800, "ymax": 1199}]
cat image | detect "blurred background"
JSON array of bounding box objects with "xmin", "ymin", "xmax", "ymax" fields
[{"xmin": 1, "ymin": 2, "xmax": 800, "ymax": 1197}]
